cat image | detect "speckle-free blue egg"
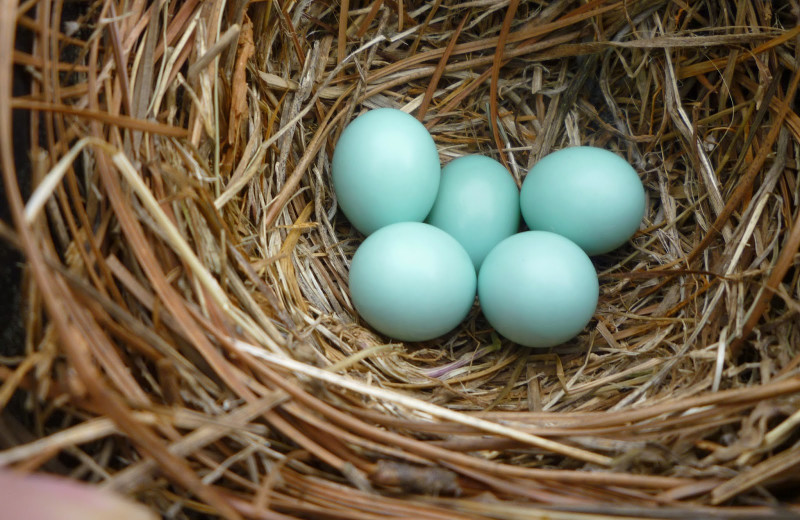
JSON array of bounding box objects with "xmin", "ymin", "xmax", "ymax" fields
[
  {"xmin": 426, "ymin": 155, "xmax": 519, "ymax": 270},
  {"xmin": 332, "ymin": 108, "xmax": 441, "ymax": 235},
  {"xmin": 478, "ymin": 231, "xmax": 598, "ymax": 348},
  {"xmin": 348, "ymin": 222, "xmax": 476, "ymax": 341},
  {"xmin": 520, "ymin": 146, "xmax": 645, "ymax": 255}
]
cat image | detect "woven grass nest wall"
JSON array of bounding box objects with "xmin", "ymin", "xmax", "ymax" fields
[{"xmin": 2, "ymin": 0, "xmax": 800, "ymax": 518}]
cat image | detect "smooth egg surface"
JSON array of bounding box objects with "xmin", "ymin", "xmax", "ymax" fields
[
  {"xmin": 520, "ymin": 146, "xmax": 645, "ymax": 255},
  {"xmin": 332, "ymin": 108, "xmax": 441, "ymax": 235},
  {"xmin": 348, "ymin": 222, "xmax": 476, "ymax": 341},
  {"xmin": 478, "ymin": 231, "xmax": 598, "ymax": 348},
  {"xmin": 426, "ymin": 155, "xmax": 520, "ymax": 270}
]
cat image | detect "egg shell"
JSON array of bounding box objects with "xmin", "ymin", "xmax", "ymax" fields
[
  {"xmin": 332, "ymin": 108, "xmax": 441, "ymax": 235},
  {"xmin": 426, "ymin": 155, "xmax": 520, "ymax": 270},
  {"xmin": 478, "ymin": 231, "xmax": 598, "ymax": 348},
  {"xmin": 520, "ymin": 146, "xmax": 646, "ymax": 255},
  {"xmin": 348, "ymin": 222, "xmax": 476, "ymax": 341}
]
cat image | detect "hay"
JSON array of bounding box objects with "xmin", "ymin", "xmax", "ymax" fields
[{"xmin": 2, "ymin": 0, "xmax": 800, "ymax": 518}]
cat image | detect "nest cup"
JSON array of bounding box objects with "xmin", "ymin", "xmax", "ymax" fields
[{"xmin": 2, "ymin": 1, "xmax": 800, "ymax": 519}]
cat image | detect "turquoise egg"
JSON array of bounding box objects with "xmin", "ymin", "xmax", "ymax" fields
[
  {"xmin": 332, "ymin": 108, "xmax": 441, "ymax": 235},
  {"xmin": 348, "ymin": 222, "xmax": 476, "ymax": 341},
  {"xmin": 478, "ymin": 231, "xmax": 598, "ymax": 348},
  {"xmin": 426, "ymin": 155, "xmax": 520, "ymax": 270},
  {"xmin": 520, "ymin": 146, "xmax": 645, "ymax": 255}
]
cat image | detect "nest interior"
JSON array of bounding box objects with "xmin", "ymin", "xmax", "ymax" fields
[{"xmin": 2, "ymin": 0, "xmax": 800, "ymax": 518}]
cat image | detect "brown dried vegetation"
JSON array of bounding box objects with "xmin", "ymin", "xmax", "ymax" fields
[{"xmin": 2, "ymin": 0, "xmax": 800, "ymax": 518}]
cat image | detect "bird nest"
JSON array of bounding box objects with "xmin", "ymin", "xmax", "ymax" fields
[{"xmin": 2, "ymin": 1, "xmax": 800, "ymax": 519}]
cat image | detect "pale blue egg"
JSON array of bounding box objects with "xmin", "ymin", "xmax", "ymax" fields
[
  {"xmin": 426, "ymin": 155, "xmax": 519, "ymax": 270},
  {"xmin": 332, "ymin": 108, "xmax": 441, "ymax": 235},
  {"xmin": 348, "ymin": 222, "xmax": 476, "ymax": 341},
  {"xmin": 520, "ymin": 146, "xmax": 645, "ymax": 255},
  {"xmin": 478, "ymin": 231, "xmax": 598, "ymax": 348}
]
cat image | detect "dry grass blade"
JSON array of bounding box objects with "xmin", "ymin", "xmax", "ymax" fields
[
  {"xmin": 489, "ymin": 0, "xmax": 519, "ymax": 170},
  {"xmin": 235, "ymin": 341, "xmax": 612, "ymax": 466},
  {"xmin": 9, "ymin": 99, "xmax": 189, "ymax": 136},
  {"xmin": 416, "ymin": 11, "xmax": 467, "ymax": 122}
]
